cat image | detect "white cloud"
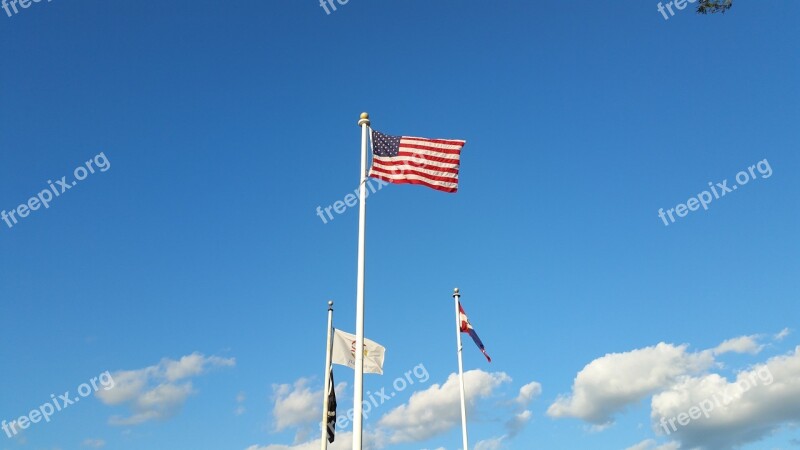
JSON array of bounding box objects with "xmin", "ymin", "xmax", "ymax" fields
[
  {"xmin": 650, "ymin": 346, "xmax": 800, "ymax": 449},
  {"xmin": 547, "ymin": 343, "xmax": 713, "ymax": 425},
  {"xmin": 625, "ymin": 440, "xmax": 653, "ymax": 450},
  {"xmin": 475, "ymin": 436, "xmax": 506, "ymax": 450},
  {"xmin": 236, "ymin": 391, "xmax": 246, "ymax": 416},
  {"xmin": 505, "ymin": 410, "xmax": 531, "ymax": 437},
  {"xmin": 624, "ymin": 439, "xmax": 679, "ymax": 450},
  {"xmin": 245, "ymin": 431, "xmax": 368, "ymax": 450},
  {"xmin": 713, "ymin": 335, "xmax": 764, "ymax": 355},
  {"xmin": 271, "ymin": 379, "xmax": 347, "ymax": 433},
  {"xmin": 775, "ymin": 328, "xmax": 791, "ymax": 341},
  {"xmin": 514, "ymin": 381, "xmax": 542, "ymax": 406},
  {"xmin": 96, "ymin": 352, "xmax": 235, "ymax": 426},
  {"xmin": 110, "ymin": 382, "xmax": 195, "ymax": 425},
  {"xmin": 272, "ymin": 379, "xmax": 320, "ymax": 432},
  {"xmin": 252, "ymin": 371, "xmax": 538, "ymax": 450},
  {"xmin": 162, "ymin": 353, "xmax": 234, "ymax": 381},
  {"xmin": 81, "ymin": 439, "xmax": 106, "ymax": 448},
  {"xmin": 498, "ymin": 380, "xmax": 541, "ymax": 439},
  {"xmin": 378, "ymin": 369, "xmax": 511, "ymax": 444}
]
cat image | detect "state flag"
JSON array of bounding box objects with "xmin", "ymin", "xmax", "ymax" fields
[{"xmin": 331, "ymin": 329, "xmax": 386, "ymax": 374}]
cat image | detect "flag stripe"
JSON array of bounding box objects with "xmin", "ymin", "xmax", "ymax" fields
[
  {"xmin": 369, "ymin": 166, "xmax": 459, "ymax": 185},
  {"xmin": 369, "ymin": 170, "xmax": 459, "ymax": 188},
  {"xmin": 400, "ymin": 143, "xmax": 463, "ymax": 155},
  {"xmin": 397, "ymin": 145, "xmax": 462, "ymax": 159},
  {"xmin": 369, "ymin": 174, "xmax": 458, "ymax": 193},
  {"xmin": 371, "ymin": 160, "xmax": 460, "ymax": 177},
  {"xmin": 372, "ymin": 160, "xmax": 460, "ymax": 175},
  {"xmin": 395, "ymin": 151, "xmax": 461, "ymax": 165},
  {"xmin": 403, "ymin": 137, "xmax": 466, "ymax": 147},
  {"xmin": 373, "ymin": 155, "xmax": 460, "ymax": 171}
]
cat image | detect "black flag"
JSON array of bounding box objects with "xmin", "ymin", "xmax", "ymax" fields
[{"xmin": 326, "ymin": 370, "xmax": 336, "ymax": 443}]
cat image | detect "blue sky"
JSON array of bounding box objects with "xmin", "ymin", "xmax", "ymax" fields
[{"xmin": 1, "ymin": 1, "xmax": 799, "ymax": 449}]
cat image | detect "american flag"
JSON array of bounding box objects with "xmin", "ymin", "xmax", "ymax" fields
[{"xmin": 368, "ymin": 129, "xmax": 466, "ymax": 193}]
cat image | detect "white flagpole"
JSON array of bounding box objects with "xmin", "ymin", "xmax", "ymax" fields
[
  {"xmin": 320, "ymin": 301, "xmax": 334, "ymax": 450},
  {"xmin": 353, "ymin": 112, "xmax": 370, "ymax": 450},
  {"xmin": 453, "ymin": 288, "xmax": 469, "ymax": 450}
]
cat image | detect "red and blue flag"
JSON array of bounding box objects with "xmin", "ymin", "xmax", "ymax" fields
[{"xmin": 459, "ymin": 302, "xmax": 491, "ymax": 362}]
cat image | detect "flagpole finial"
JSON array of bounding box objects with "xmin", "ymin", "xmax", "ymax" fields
[
  {"xmin": 453, "ymin": 287, "xmax": 460, "ymax": 297},
  {"xmin": 358, "ymin": 112, "xmax": 370, "ymax": 126},
  {"xmin": 328, "ymin": 300, "xmax": 334, "ymax": 310}
]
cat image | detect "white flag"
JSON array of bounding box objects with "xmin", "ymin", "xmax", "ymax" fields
[{"xmin": 331, "ymin": 329, "xmax": 385, "ymax": 375}]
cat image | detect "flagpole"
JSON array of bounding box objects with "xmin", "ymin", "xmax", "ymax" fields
[
  {"xmin": 453, "ymin": 288, "xmax": 469, "ymax": 450},
  {"xmin": 353, "ymin": 112, "xmax": 370, "ymax": 450},
  {"xmin": 321, "ymin": 301, "xmax": 334, "ymax": 450}
]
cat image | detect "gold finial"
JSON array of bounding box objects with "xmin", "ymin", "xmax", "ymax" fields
[
  {"xmin": 360, "ymin": 112, "xmax": 369, "ymax": 120},
  {"xmin": 358, "ymin": 112, "xmax": 370, "ymax": 126}
]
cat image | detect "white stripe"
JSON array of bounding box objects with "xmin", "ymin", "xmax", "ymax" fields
[{"xmin": 460, "ymin": 312, "xmax": 472, "ymax": 330}]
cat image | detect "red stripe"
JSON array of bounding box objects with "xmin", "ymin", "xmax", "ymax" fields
[
  {"xmin": 373, "ymin": 159, "xmax": 460, "ymax": 174},
  {"xmin": 371, "ymin": 161, "xmax": 460, "ymax": 178},
  {"xmin": 399, "ymin": 143, "xmax": 463, "ymax": 155},
  {"xmin": 404, "ymin": 137, "xmax": 466, "ymax": 145},
  {"xmin": 369, "ymin": 174, "xmax": 458, "ymax": 193},
  {"xmin": 396, "ymin": 151, "xmax": 460, "ymax": 165},
  {"xmin": 369, "ymin": 166, "xmax": 459, "ymax": 184}
]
